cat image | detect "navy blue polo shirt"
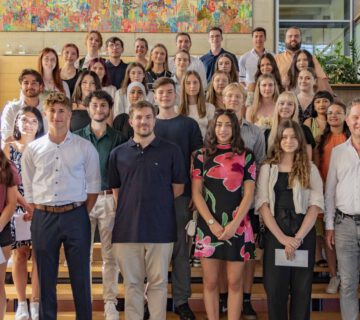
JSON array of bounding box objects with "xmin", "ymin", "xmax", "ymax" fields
[
  {"xmin": 108, "ymin": 136, "xmax": 187, "ymax": 243},
  {"xmin": 200, "ymin": 48, "xmax": 239, "ymax": 82}
]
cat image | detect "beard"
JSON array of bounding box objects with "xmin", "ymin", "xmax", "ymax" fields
[{"xmin": 285, "ymin": 41, "xmax": 301, "ymax": 52}]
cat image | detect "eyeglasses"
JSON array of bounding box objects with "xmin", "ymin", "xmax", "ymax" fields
[
  {"xmin": 326, "ymin": 111, "xmax": 345, "ymax": 116},
  {"xmin": 108, "ymin": 43, "xmax": 122, "ymax": 49}
]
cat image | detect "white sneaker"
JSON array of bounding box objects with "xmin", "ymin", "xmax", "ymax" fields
[
  {"xmin": 104, "ymin": 301, "xmax": 119, "ymax": 320},
  {"xmin": 30, "ymin": 301, "xmax": 39, "ymax": 320},
  {"xmin": 326, "ymin": 276, "xmax": 340, "ymax": 294},
  {"xmin": 15, "ymin": 301, "xmax": 29, "ymax": 320}
]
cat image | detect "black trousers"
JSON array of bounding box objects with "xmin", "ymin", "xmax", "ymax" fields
[
  {"xmin": 31, "ymin": 205, "xmax": 92, "ymax": 320},
  {"xmin": 263, "ymin": 210, "xmax": 316, "ymax": 320}
]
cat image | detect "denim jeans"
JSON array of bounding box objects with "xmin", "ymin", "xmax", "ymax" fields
[{"xmin": 335, "ymin": 214, "xmax": 360, "ymax": 320}]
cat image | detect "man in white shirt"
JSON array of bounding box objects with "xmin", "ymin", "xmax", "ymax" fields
[
  {"xmin": 238, "ymin": 27, "xmax": 270, "ymax": 88},
  {"xmin": 168, "ymin": 32, "xmax": 207, "ymax": 88},
  {"xmin": 325, "ymin": 98, "xmax": 360, "ymax": 320},
  {"xmin": 1, "ymin": 69, "xmax": 43, "ymax": 146},
  {"xmin": 22, "ymin": 92, "xmax": 101, "ymax": 320}
]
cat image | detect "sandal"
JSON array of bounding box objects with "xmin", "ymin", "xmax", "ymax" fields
[{"xmin": 315, "ymin": 259, "xmax": 328, "ymax": 267}]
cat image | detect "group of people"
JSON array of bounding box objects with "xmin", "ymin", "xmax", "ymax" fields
[{"xmin": 0, "ymin": 24, "xmax": 358, "ymax": 320}]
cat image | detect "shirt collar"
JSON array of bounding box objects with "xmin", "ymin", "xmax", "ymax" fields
[
  {"xmin": 128, "ymin": 136, "xmax": 160, "ymax": 148},
  {"xmin": 209, "ymin": 48, "xmax": 225, "ymax": 57},
  {"xmin": 83, "ymin": 124, "xmax": 111, "ymax": 139}
]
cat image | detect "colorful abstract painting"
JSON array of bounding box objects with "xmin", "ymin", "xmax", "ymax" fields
[{"xmin": 0, "ymin": 0, "xmax": 253, "ymax": 33}]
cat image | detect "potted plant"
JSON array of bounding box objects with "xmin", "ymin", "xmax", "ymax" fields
[{"xmin": 316, "ymin": 40, "xmax": 360, "ymax": 84}]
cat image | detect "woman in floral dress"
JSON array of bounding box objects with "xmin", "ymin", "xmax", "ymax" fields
[{"xmin": 192, "ymin": 109, "xmax": 256, "ymax": 320}]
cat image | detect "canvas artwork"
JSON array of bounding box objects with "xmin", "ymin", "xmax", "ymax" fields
[{"xmin": 0, "ymin": 0, "xmax": 253, "ymax": 33}]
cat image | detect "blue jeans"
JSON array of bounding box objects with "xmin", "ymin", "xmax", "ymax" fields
[
  {"xmin": 31, "ymin": 205, "xmax": 92, "ymax": 320},
  {"xmin": 335, "ymin": 214, "xmax": 360, "ymax": 320}
]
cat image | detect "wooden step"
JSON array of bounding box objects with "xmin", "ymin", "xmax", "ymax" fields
[
  {"xmin": 3, "ymin": 311, "xmax": 341, "ymax": 319},
  {"xmin": 4, "ymin": 282, "xmax": 346, "ymax": 302}
]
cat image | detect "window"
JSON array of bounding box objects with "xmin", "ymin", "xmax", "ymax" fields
[{"xmin": 276, "ymin": 0, "xmax": 354, "ymax": 55}]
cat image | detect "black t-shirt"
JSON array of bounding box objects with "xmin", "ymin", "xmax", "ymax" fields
[
  {"xmin": 70, "ymin": 109, "xmax": 91, "ymax": 132},
  {"xmin": 105, "ymin": 60, "xmax": 128, "ymax": 89},
  {"xmin": 154, "ymin": 115, "xmax": 203, "ymax": 196}
]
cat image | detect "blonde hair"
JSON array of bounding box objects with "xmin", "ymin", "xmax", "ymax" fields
[
  {"xmin": 179, "ymin": 70, "xmax": 207, "ymax": 118},
  {"xmin": 222, "ymin": 82, "xmax": 247, "ymax": 102},
  {"xmin": 250, "ymin": 73, "xmax": 279, "ymax": 123},
  {"xmin": 267, "ymin": 91, "xmax": 299, "ymax": 155}
]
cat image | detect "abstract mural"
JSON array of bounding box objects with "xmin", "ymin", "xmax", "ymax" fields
[{"xmin": 0, "ymin": 0, "xmax": 253, "ymax": 33}]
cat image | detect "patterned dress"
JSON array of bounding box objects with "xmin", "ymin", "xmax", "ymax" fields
[
  {"xmin": 9, "ymin": 144, "xmax": 32, "ymax": 249},
  {"xmin": 192, "ymin": 145, "xmax": 256, "ymax": 261}
]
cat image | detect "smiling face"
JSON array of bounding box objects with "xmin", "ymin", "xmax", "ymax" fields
[
  {"xmin": 90, "ymin": 62, "xmax": 106, "ymax": 82},
  {"xmin": 130, "ymin": 106, "xmax": 156, "ymax": 138},
  {"xmin": 151, "ymin": 46, "xmax": 166, "ymax": 65},
  {"xmin": 42, "ymin": 51, "xmax": 57, "ymax": 72},
  {"xmin": 129, "ymin": 66, "xmax": 145, "ymax": 83},
  {"xmin": 278, "ymin": 98, "xmax": 296, "ymax": 120},
  {"xmin": 209, "ymin": 29, "xmax": 222, "ymax": 49},
  {"xmin": 213, "ymin": 74, "xmax": 229, "ymax": 95},
  {"xmin": 314, "ymin": 97, "xmax": 331, "ymax": 116},
  {"xmin": 88, "ymin": 97, "xmax": 111, "ymax": 122},
  {"xmin": 128, "ymin": 86, "xmax": 145, "ymax": 104},
  {"xmin": 252, "ymin": 31, "xmax": 266, "ymax": 49},
  {"xmin": 176, "ymin": 35, "xmax": 191, "ymax": 52},
  {"xmin": 87, "ymin": 32, "xmax": 101, "ymax": 52},
  {"xmin": 217, "ymin": 56, "xmax": 232, "ymax": 74},
  {"xmin": 327, "ymin": 104, "xmax": 346, "ymax": 128},
  {"xmin": 215, "ymin": 114, "xmax": 232, "ymax": 144},
  {"xmin": 17, "ymin": 112, "xmax": 39, "ymax": 137},
  {"xmin": 185, "ymin": 74, "xmax": 200, "ymax": 97},
  {"xmin": 259, "ymin": 78, "xmax": 275, "ymax": 98},
  {"xmin": 296, "ymin": 52, "xmax": 310, "ymax": 71},
  {"xmin": 81, "ymin": 75, "xmax": 96, "ymax": 98},
  {"xmin": 346, "ymin": 103, "xmax": 360, "ymax": 139},
  {"xmin": 135, "ymin": 40, "xmax": 148, "ymax": 58},
  {"xmin": 21, "ymin": 74, "xmax": 42, "ymax": 98},
  {"xmin": 259, "ymin": 57, "xmax": 273, "ymax": 74},
  {"xmin": 297, "ymin": 69, "xmax": 316, "ymax": 91},
  {"xmin": 62, "ymin": 46, "xmax": 78, "ymax": 65},
  {"xmin": 280, "ymin": 127, "xmax": 299, "ymax": 154},
  {"xmin": 223, "ymin": 89, "xmax": 244, "ymax": 113},
  {"xmin": 285, "ymin": 28, "xmax": 301, "ymax": 52},
  {"xmin": 45, "ymin": 102, "xmax": 72, "ymax": 132},
  {"xmin": 175, "ymin": 51, "xmax": 190, "ymax": 72},
  {"xmin": 154, "ymin": 83, "xmax": 176, "ymax": 109}
]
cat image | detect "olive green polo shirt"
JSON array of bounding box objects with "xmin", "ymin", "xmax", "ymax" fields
[{"xmin": 75, "ymin": 124, "xmax": 126, "ymax": 190}]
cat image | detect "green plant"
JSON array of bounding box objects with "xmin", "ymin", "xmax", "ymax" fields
[{"xmin": 316, "ymin": 41, "xmax": 360, "ymax": 84}]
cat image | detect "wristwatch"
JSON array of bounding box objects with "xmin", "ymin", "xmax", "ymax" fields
[{"xmin": 207, "ymin": 218, "xmax": 215, "ymax": 225}]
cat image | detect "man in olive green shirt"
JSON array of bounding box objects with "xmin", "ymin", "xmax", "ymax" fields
[{"xmin": 75, "ymin": 90, "xmax": 126, "ymax": 320}]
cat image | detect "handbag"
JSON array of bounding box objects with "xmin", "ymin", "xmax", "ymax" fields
[{"xmin": 185, "ymin": 210, "xmax": 198, "ymax": 237}]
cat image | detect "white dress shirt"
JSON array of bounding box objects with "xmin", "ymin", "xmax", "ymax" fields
[
  {"xmin": 238, "ymin": 49, "xmax": 272, "ymax": 85},
  {"xmin": 22, "ymin": 131, "xmax": 101, "ymax": 205},
  {"xmin": 325, "ymin": 138, "xmax": 360, "ymax": 230},
  {"xmin": 168, "ymin": 55, "xmax": 207, "ymax": 89}
]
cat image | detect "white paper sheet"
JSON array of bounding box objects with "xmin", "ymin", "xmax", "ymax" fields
[
  {"xmin": 14, "ymin": 214, "xmax": 31, "ymax": 242},
  {"xmin": 0, "ymin": 247, "xmax": 5, "ymax": 264},
  {"xmin": 275, "ymin": 249, "xmax": 308, "ymax": 268}
]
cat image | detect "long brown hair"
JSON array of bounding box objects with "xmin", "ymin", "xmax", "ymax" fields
[
  {"xmin": 204, "ymin": 109, "xmax": 246, "ymax": 160},
  {"xmin": 38, "ymin": 47, "xmax": 65, "ymax": 93},
  {"xmin": 72, "ymin": 70, "xmax": 102, "ymax": 104},
  {"xmin": 121, "ymin": 62, "xmax": 148, "ymax": 94},
  {"xmin": 179, "ymin": 70, "xmax": 206, "ymax": 118},
  {"xmin": 206, "ymin": 71, "xmax": 230, "ymax": 107},
  {"xmin": 266, "ymin": 120, "xmax": 310, "ymax": 188},
  {"xmin": 214, "ymin": 53, "xmax": 239, "ymax": 83},
  {"xmin": 0, "ymin": 149, "xmax": 14, "ymax": 186},
  {"xmin": 146, "ymin": 43, "xmax": 169, "ymax": 72}
]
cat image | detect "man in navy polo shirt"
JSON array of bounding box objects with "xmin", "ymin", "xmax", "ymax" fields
[
  {"xmin": 200, "ymin": 26, "xmax": 239, "ymax": 83},
  {"xmin": 109, "ymin": 100, "xmax": 187, "ymax": 320}
]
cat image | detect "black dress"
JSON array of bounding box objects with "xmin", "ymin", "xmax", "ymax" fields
[{"xmin": 192, "ymin": 145, "xmax": 256, "ymax": 261}]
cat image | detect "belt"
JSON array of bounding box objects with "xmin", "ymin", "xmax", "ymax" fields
[
  {"xmin": 100, "ymin": 190, "xmax": 113, "ymax": 195},
  {"xmin": 35, "ymin": 202, "xmax": 85, "ymax": 213},
  {"xmin": 336, "ymin": 209, "xmax": 360, "ymax": 221}
]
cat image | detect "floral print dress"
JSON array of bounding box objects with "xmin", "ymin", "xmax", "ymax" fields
[{"xmin": 192, "ymin": 145, "xmax": 256, "ymax": 261}]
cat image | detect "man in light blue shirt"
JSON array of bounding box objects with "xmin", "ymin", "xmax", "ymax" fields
[{"xmin": 22, "ymin": 92, "xmax": 101, "ymax": 320}]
